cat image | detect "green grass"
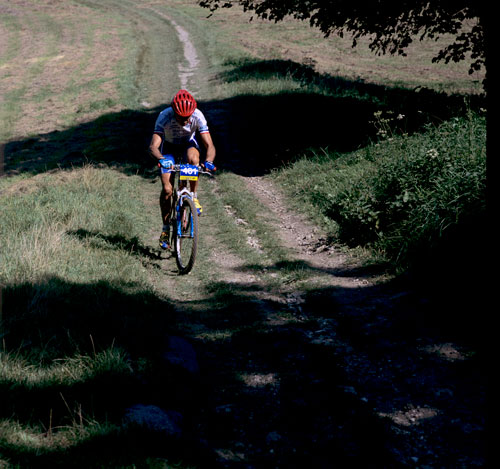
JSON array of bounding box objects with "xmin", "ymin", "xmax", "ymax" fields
[
  {"xmin": 0, "ymin": 0, "xmax": 487, "ymax": 466},
  {"xmin": 0, "ymin": 166, "xmax": 152, "ymax": 285},
  {"xmin": 0, "ymin": 7, "xmax": 66, "ymax": 139},
  {"xmin": 201, "ymin": 171, "xmax": 311, "ymax": 286},
  {"xmin": 0, "ymin": 15, "xmax": 21, "ymax": 68},
  {"xmin": 0, "ymin": 348, "xmax": 132, "ymax": 388},
  {"xmin": 0, "ymin": 164, "xmax": 193, "ymax": 466},
  {"xmin": 0, "ymin": 418, "xmax": 119, "ymax": 456},
  {"xmin": 272, "ymin": 110, "xmax": 487, "ymax": 270}
]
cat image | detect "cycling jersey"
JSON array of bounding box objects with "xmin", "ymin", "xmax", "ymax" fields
[{"xmin": 154, "ymin": 107, "xmax": 209, "ymax": 145}]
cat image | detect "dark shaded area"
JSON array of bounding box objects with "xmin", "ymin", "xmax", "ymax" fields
[
  {"xmin": 0, "ymin": 261, "xmax": 486, "ymax": 467},
  {"xmin": 0, "ymin": 276, "xmax": 210, "ymax": 467},
  {"xmin": 405, "ymin": 212, "xmax": 491, "ymax": 347},
  {"xmin": 197, "ymin": 326, "xmax": 402, "ymax": 468},
  {"xmin": 237, "ymin": 258, "xmax": 392, "ymax": 280},
  {"xmin": 211, "ymin": 59, "xmax": 484, "ymax": 175},
  {"xmin": 2, "ymin": 108, "xmax": 159, "ymax": 178},
  {"xmin": 1, "ymin": 276, "xmax": 175, "ymax": 363},
  {"xmin": 1, "ymin": 60, "xmax": 487, "ymax": 467},
  {"xmin": 0, "ymin": 273, "xmax": 410, "ymax": 468},
  {"xmin": 68, "ymin": 229, "xmax": 162, "ymax": 262},
  {"xmin": 3, "ymin": 59, "xmax": 485, "ymax": 179},
  {"xmin": 232, "ymin": 225, "xmax": 488, "ymax": 349}
]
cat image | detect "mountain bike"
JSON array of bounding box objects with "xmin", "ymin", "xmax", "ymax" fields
[{"xmin": 166, "ymin": 164, "xmax": 213, "ymax": 275}]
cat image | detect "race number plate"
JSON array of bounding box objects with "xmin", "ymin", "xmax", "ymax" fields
[{"xmin": 179, "ymin": 164, "xmax": 199, "ymax": 181}]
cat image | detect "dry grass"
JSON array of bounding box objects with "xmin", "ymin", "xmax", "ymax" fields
[
  {"xmin": 195, "ymin": 2, "xmax": 484, "ymax": 94},
  {"xmin": 0, "ymin": 1, "xmax": 127, "ymax": 141}
]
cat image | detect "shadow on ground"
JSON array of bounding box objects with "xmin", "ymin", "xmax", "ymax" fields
[
  {"xmin": 68, "ymin": 229, "xmax": 162, "ymax": 263},
  {"xmin": 2, "ymin": 58, "xmax": 485, "ymax": 179},
  {"xmin": 1, "ymin": 60, "xmax": 487, "ymax": 467},
  {"xmin": 0, "ymin": 272, "xmax": 387, "ymax": 467},
  {"xmin": 0, "ymin": 259, "xmax": 486, "ymax": 467}
]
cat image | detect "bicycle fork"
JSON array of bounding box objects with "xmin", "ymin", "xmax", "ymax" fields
[{"xmin": 176, "ymin": 191, "xmax": 195, "ymax": 238}]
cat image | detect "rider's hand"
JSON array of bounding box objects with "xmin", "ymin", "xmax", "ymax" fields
[
  {"xmin": 203, "ymin": 161, "xmax": 216, "ymax": 172},
  {"xmin": 159, "ymin": 158, "xmax": 173, "ymax": 169}
]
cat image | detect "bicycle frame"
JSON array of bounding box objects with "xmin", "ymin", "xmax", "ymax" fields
[
  {"xmin": 168, "ymin": 163, "xmax": 212, "ymax": 205},
  {"xmin": 164, "ymin": 163, "xmax": 212, "ymax": 274},
  {"xmin": 170, "ymin": 163, "xmax": 198, "ymax": 218},
  {"xmin": 175, "ymin": 187, "xmax": 195, "ymax": 238}
]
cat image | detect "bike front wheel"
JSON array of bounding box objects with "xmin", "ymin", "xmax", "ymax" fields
[{"xmin": 174, "ymin": 197, "xmax": 199, "ymax": 274}]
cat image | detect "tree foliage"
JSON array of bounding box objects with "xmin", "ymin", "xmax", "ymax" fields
[{"xmin": 199, "ymin": 0, "xmax": 486, "ymax": 74}]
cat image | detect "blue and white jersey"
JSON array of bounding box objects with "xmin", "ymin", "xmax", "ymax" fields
[{"xmin": 154, "ymin": 107, "xmax": 209, "ymax": 145}]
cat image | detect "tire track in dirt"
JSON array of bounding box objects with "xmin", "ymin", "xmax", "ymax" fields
[
  {"xmin": 234, "ymin": 177, "xmax": 486, "ymax": 468},
  {"xmin": 133, "ymin": 14, "xmax": 416, "ymax": 464},
  {"xmin": 99, "ymin": 0, "xmax": 183, "ymax": 105},
  {"xmin": 147, "ymin": 7, "xmax": 200, "ymax": 94},
  {"xmin": 123, "ymin": 5, "xmax": 485, "ymax": 466},
  {"xmin": 135, "ymin": 4, "xmax": 264, "ymax": 300}
]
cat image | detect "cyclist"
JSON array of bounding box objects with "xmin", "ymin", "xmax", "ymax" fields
[{"xmin": 149, "ymin": 89, "xmax": 216, "ymax": 250}]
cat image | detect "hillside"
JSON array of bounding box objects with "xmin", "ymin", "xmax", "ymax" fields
[{"xmin": 0, "ymin": 1, "xmax": 487, "ymax": 467}]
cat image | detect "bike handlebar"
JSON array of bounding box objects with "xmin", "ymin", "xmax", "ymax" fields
[{"xmin": 168, "ymin": 164, "xmax": 215, "ymax": 177}]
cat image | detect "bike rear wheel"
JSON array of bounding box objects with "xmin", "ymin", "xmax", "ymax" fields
[{"xmin": 174, "ymin": 197, "xmax": 198, "ymax": 274}]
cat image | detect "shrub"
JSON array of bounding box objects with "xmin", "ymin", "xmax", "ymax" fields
[{"xmin": 276, "ymin": 111, "xmax": 486, "ymax": 269}]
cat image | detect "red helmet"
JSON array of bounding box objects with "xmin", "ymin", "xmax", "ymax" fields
[{"xmin": 171, "ymin": 89, "xmax": 197, "ymax": 117}]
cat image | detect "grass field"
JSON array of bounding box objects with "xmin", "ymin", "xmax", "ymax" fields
[{"xmin": 0, "ymin": 1, "xmax": 486, "ymax": 467}]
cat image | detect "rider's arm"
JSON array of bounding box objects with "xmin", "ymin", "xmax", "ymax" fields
[
  {"xmin": 199, "ymin": 131, "xmax": 216, "ymax": 163},
  {"xmin": 149, "ymin": 133, "xmax": 164, "ymax": 161}
]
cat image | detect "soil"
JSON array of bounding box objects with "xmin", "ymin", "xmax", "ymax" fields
[
  {"xmin": 168, "ymin": 13, "xmax": 487, "ymax": 468},
  {"xmin": 195, "ymin": 171, "xmax": 487, "ymax": 468}
]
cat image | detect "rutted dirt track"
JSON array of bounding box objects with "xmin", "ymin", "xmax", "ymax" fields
[
  {"xmin": 159, "ymin": 6, "xmax": 486, "ymax": 468},
  {"xmin": 196, "ymin": 174, "xmax": 486, "ymax": 468}
]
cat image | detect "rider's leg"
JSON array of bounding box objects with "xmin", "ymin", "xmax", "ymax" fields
[
  {"xmin": 185, "ymin": 146, "xmax": 203, "ymax": 214},
  {"xmin": 159, "ymin": 170, "xmax": 176, "ymax": 248},
  {"xmin": 160, "ymin": 171, "xmax": 176, "ymax": 224},
  {"xmin": 186, "ymin": 146, "xmax": 200, "ymax": 194}
]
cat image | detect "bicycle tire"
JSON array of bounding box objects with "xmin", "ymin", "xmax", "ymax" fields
[
  {"xmin": 174, "ymin": 196, "xmax": 198, "ymax": 274},
  {"xmin": 167, "ymin": 191, "xmax": 178, "ymax": 251}
]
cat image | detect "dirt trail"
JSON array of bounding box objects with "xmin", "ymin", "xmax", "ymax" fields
[
  {"xmin": 148, "ymin": 7, "xmax": 200, "ymax": 94},
  {"xmin": 193, "ymin": 162, "xmax": 485, "ymax": 468},
  {"xmin": 243, "ymin": 175, "xmax": 373, "ymax": 285},
  {"xmin": 239, "ymin": 176, "xmax": 486, "ymax": 467},
  {"xmin": 151, "ymin": 11, "xmax": 486, "ymax": 468}
]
